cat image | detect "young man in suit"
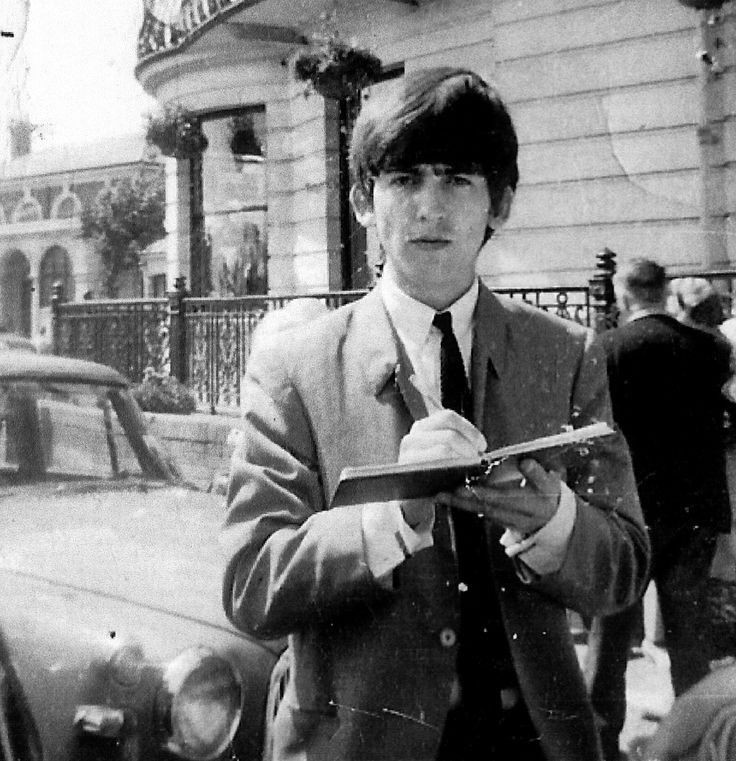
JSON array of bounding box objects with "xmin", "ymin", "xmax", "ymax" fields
[
  {"xmin": 583, "ymin": 258, "xmax": 732, "ymax": 761},
  {"xmin": 222, "ymin": 67, "xmax": 649, "ymax": 761}
]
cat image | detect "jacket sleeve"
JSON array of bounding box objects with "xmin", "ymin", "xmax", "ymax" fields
[
  {"xmin": 532, "ymin": 331, "xmax": 651, "ymax": 618},
  {"xmin": 221, "ymin": 344, "xmax": 390, "ymax": 640}
]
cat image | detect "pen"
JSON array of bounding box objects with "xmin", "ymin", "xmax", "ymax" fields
[{"xmin": 408, "ymin": 373, "xmax": 445, "ymax": 414}]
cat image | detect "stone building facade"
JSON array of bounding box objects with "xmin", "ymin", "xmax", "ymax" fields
[
  {"xmin": 135, "ymin": 0, "xmax": 736, "ymax": 294},
  {"xmin": 0, "ymin": 135, "xmax": 165, "ymax": 341}
]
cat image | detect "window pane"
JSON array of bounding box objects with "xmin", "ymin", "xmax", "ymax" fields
[
  {"xmin": 201, "ymin": 109, "xmax": 267, "ymax": 296},
  {"xmin": 0, "ymin": 382, "xmax": 144, "ymax": 479},
  {"xmin": 150, "ymin": 274, "xmax": 167, "ymax": 297}
]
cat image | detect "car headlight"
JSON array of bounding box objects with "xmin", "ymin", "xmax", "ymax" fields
[{"xmin": 156, "ymin": 647, "xmax": 242, "ymax": 761}]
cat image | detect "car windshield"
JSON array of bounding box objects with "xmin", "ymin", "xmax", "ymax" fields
[{"xmin": 0, "ymin": 380, "xmax": 175, "ymax": 484}]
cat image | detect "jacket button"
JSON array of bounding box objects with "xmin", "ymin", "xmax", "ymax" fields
[{"xmin": 439, "ymin": 628, "xmax": 457, "ymax": 648}]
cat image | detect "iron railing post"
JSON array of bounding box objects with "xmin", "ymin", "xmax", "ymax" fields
[
  {"xmin": 589, "ymin": 247, "xmax": 617, "ymax": 333},
  {"xmin": 168, "ymin": 276, "xmax": 188, "ymax": 382}
]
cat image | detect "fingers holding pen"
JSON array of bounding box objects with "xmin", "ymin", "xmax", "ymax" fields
[{"xmin": 398, "ymin": 409, "xmax": 487, "ymax": 464}]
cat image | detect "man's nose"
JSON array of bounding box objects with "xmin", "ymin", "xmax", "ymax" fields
[{"xmin": 415, "ymin": 178, "xmax": 446, "ymax": 220}]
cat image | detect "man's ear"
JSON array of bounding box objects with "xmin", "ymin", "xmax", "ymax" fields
[
  {"xmin": 487, "ymin": 186, "xmax": 514, "ymax": 231},
  {"xmin": 349, "ymin": 184, "xmax": 374, "ymax": 228},
  {"xmin": 617, "ymin": 290, "xmax": 632, "ymax": 314}
]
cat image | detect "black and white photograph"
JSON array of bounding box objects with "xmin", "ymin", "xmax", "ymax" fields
[{"xmin": 0, "ymin": 1, "xmax": 735, "ymax": 759}]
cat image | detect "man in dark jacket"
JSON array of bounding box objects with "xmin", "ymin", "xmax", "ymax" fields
[{"xmin": 584, "ymin": 257, "xmax": 732, "ymax": 761}]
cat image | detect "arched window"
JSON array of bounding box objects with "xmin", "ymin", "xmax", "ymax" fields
[
  {"xmin": 12, "ymin": 196, "xmax": 42, "ymax": 223},
  {"xmin": 39, "ymin": 246, "xmax": 74, "ymax": 307},
  {"xmin": 53, "ymin": 192, "xmax": 81, "ymax": 219}
]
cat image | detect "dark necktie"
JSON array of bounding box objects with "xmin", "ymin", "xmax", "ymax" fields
[
  {"xmin": 432, "ymin": 311, "xmax": 471, "ymax": 418},
  {"xmin": 432, "ymin": 310, "xmax": 516, "ymax": 720}
]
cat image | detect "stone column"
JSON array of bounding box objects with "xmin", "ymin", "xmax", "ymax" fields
[{"xmin": 165, "ymin": 156, "xmax": 191, "ymax": 290}]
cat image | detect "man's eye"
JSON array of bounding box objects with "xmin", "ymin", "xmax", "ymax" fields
[
  {"xmin": 448, "ymin": 174, "xmax": 473, "ymax": 186},
  {"xmin": 389, "ymin": 174, "xmax": 415, "ymax": 187}
]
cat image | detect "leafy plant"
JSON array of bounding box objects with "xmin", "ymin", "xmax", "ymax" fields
[
  {"xmin": 294, "ymin": 31, "xmax": 382, "ymax": 99},
  {"xmin": 80, "ymin": 172, "xmax": 166, "ymax": 297},
  {"xmin": 132, "ymin": 367, "xmax": 197, "ymax": 415},
  {"xmin": 145, "ymin": 104, "xmax": 208, "ymax": 159}
]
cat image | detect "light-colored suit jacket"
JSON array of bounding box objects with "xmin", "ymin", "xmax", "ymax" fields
[{"xmin": 222, "ymin": 283, "xmax": 649, "ymax": 761}]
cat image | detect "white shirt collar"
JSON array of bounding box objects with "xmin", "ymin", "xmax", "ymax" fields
[
  {"xmin": 626, "ymin": 307, "xmax": 669, "ymax": 323},
  {"xmin": 380, "ymin": 271, "xmax": 479, "ymax": 351}
]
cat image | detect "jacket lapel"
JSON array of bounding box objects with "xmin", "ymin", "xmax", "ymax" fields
[
  {"xmin": 471, "ymin": 284, "xmax": 517, "ymax": 451},
  {"xmin": 353, "ymin": 285, "xmax": 428, "ymax": 422}
]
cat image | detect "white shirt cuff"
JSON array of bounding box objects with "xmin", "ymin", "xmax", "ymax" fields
[
  {"xmin": 499, "ymin": 482, "xmax": 577, "ymax": 577},
  {"xmin": 362, "ymin": 500, "xmax": 434, "ymax": 582}
]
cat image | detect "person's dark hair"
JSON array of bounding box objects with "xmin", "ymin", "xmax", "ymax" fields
[
  {"xmin": 349, "ymin": 67, "xmax": 519, "ymax": 213},
  {"xmin": 614, "ymin": 258, "xmax": 667, "ymax": 307}
]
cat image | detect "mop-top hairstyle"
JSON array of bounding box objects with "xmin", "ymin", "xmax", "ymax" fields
[{"xmin": 349, "ymin": 67, "xmax": 519, "ymax": 213}]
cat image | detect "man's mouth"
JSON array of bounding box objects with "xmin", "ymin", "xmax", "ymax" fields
[{"xmin": 409, "ymin": 237, "xmax": 452, "ymax": 247}]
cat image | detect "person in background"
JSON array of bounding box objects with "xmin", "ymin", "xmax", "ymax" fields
[
  {"xmin": 669, "ymin": 277, "xmax": 725, "ymax": 334},
  {"xmin": 632, "ymin": 662, "xmax": 736, "ymax": 761},
  {"xmin": 221, "ymin": 67, "xmax": 649, "ymax": 761},
  {"xmin": 584, "ymin": 258, "xmax": 733, "ymax": 761}
]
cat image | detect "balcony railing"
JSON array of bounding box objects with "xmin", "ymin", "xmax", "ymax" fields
[{"xmin": 137, "ymin": 0, "xmax": 249, "ymax": 61}]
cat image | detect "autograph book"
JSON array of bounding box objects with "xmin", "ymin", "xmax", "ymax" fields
[{"xmin": 330, "ymin": 422, "xmax": 615, "ymax": 508}]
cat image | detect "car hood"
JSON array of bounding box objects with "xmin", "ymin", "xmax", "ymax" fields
[{"xmin": 0, "ymin": 481, "xmax": 239, "ymax": 632}]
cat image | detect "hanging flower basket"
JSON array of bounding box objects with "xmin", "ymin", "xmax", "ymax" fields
[
  {"xmin": 678, "ymin": 0, "xmax": 725, "ymax": 9},
  {"xmin": 145, "ymin": 105, "xmax": 208, "ymax": 159},
  {"xmin": 294, "ymin": 35, "xmax": 382, "ymax": 100},
  {"xmin": 229, "ymin": 114, "xmax": 263, "ymax": 157}
]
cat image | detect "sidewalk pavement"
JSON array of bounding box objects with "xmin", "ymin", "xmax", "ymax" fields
[
  {"xmin": 619, "ymin": 643, "xmax": 674, "ymax": 756},
  {"xmin": 575, "ymin": 639, "xmax": 674, "ymax": 759}
]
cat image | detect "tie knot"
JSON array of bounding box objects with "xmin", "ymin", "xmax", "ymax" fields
[{"xmin": 432, "ymin": 311, "xmax": 453, "ymax": 335}]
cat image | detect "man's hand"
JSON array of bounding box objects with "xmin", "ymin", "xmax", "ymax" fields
[
  {"xmin": 438, "ymin": 458, "xmax": 562, "ymax": 535},
  {"xmin": 398, "ymin": 410, "xmax": 487, "ymax": 530},
  {"xmin": 398, "ymin": 409, "xmax": 487, "ymax": 464},
  {"xmin": 400, "ymin": 498, "xmax": 435, "ymax": 530}
]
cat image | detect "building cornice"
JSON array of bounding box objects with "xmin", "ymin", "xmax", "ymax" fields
[
  {"xmin": 0, "ymin": 218, "xmax": 80, "ymax": 240},
  {"xmin": 0, "ymin": 161, "xmax": 161, "ymax": 188}
]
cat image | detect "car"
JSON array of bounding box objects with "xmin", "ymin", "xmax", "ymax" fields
[{"xmin": 0, "ymin": 350, "xmax": 282, "ymax": 760}]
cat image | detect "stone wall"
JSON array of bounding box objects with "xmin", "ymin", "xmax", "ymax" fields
[{"xmin": 144, "ymin": 410, "xmax": 241, "ymax": 492}]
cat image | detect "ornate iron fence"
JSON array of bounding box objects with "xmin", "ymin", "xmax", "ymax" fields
[
  {"xmin": 52, "ymin": 292, "xmax": 169, "ymax": 382},
  {"xmin": 52, "ymin": 282, "xmax": 599, "ymax": 414},
  {"xmin": 182, "ymin": 290, "xmax": 368, "ymax": 412},
  {"xmin": 497, "ymin": 287, "xmax": 592, "ymax": 327},
  {"xmin": 53, "ymin": 255, "xmax": 736, "ymax": 415}
]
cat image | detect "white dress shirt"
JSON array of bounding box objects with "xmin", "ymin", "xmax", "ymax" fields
[{"xmin": 361, "ymin": 271, "xmax": 577, "ymax": 581}]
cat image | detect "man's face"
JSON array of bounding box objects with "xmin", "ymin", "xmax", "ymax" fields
[{"xmin": 354, "ymin": 164, "xmax": 509, "ymax": 309}]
